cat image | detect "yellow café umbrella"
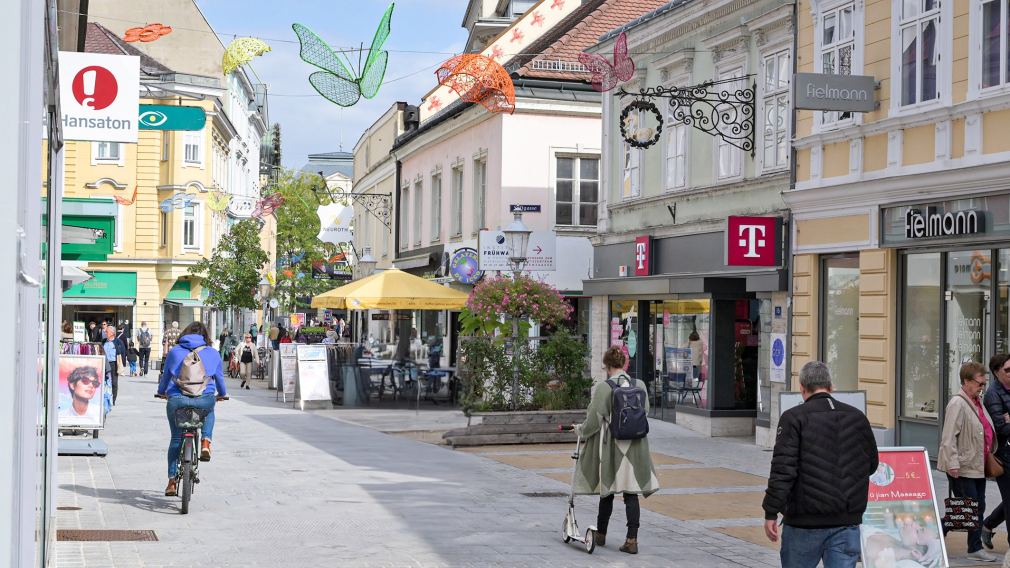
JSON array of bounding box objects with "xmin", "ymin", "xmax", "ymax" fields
[{"xmin": 311, "ymin": 269, "xmax": 469, "ymax": 310}]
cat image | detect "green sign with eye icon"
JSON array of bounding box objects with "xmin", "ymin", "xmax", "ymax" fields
[{"xmin": 138, "ymin": 105, "xmax": 206, "ymax": 131}]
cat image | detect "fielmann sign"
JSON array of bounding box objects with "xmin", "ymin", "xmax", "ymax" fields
[{"xmin": 58, "ymin": 52, "xmax": 140, "ymax": 143}]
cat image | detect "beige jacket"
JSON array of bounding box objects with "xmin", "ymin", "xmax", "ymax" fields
[{"xmin": 938, "ymin": 391, "xmax": 995, "ymax": 479}]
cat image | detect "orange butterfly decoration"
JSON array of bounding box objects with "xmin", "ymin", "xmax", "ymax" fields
[
  {"xmin": 114, "ymin": 185, "xmax": 138, "ymax": 206},
  {"xmin": 124, "ymin": 23, "xmax": 173, "ymax": 43}
]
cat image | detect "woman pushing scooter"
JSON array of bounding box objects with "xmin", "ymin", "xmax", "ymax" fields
[{"xmin": 569, "ymin": 346, "xmax": 659, "ymax": 554}]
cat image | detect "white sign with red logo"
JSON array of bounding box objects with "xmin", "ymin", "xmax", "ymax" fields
[
  {"xmin": 634, "ymin": 236, "xmax": 651, "ymax": 276},
  {"xmin": 58, "ymin": 52, "xmax": 140, "ymax": 143},
  {"xmin": 726, "ymin": 216, "xmax": 782, "ymax": 267}
]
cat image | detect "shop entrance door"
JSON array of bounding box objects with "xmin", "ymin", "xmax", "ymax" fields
[{"xmin": 945, "ymin": 249, "xmax": 991, "ymax": 401}]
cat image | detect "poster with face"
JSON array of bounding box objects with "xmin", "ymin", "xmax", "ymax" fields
[{"xmin": 57, "ymin": 355, "xmax": 106, "ymax": 429}]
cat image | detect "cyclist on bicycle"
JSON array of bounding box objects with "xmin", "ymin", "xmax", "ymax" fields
[{"xmin": 157, "ymin": 321, "xmax": 227, "ymax": 496}]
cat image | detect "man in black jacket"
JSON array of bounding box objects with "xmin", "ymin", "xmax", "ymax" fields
[{"xmin": 762, "ymin": 360, "xmax": 878, "ymax": 568}]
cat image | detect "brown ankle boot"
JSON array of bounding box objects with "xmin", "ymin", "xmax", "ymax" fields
[
  {"xmin": 594, "ymin": 532, "xmax": 606, "ymax": 547},
  {"xmin": 620, "ymin": 538, "xmax": 638, "ymax": 554},
  {"xmin": 165, "ymin": 479, "xmax": 177, "ymax": 496},
  {"xmin": 200, "ymin": 439, "xmax": 211, "ymax": 462}
]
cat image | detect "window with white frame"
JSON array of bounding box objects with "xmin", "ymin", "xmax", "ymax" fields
[
  {"xmin": 663, "ymin": 117, "xmax": 687, "ymax": 190},
  {"xmin": 762, "ymin": 49, "xmax": 791, "ymax": 171},
  {"xmin": 94, "ymin": 141, "xmax": 121, "ymax": 162},
  {"xmin": 431, "ymin": 172, "xmax": 442, "ymax": 240},
  {"xmin": 450, "ymin": 166, "xmax": 463, "ymax": 237},
  {"xmin": 819, "ymin": 2, "xmax": 856, "ymax": 124},
  {"xmin": 413, "ymin": 180, "xmax": 422, "ymax": 246},
  {"xmin": 898, "ymin": 0, "xmax": 941, "ymax": 107},
  {"xmin": 183, "ymin": 203, "xmax": 200, "ymax": 249},
  {"xmin": 981, "ymin": 0, "xmax": 1010, "ymax": 89},
  {"xmin": 716, "ymin": 67, "xmax": 744, "ymax": 179},
  {"xmin": 556, "ymin": 156, "xmax": 599, "ymax": 227},
  {"xmin": 183, "ymin": 132, "xmax": 203, "ymax": 165},
  {"xmin": 622, "ymin": 142, "xmax": 641, "ymax": 199},
  {"xmin": 400, "ymin": 185, "xmax": 409, "ymax": 249},
  {"xmin": 473, "ymin": 158, "xmax": 487, "ymax": 233},
  {"xmin": 161, "ymin": 210, "xmax": 168, "ymax": 246}
]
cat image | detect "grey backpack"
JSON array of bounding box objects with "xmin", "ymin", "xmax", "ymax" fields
[{"xmin": 174, "ymin": 346, "xmax": 211, "ymax": 397}]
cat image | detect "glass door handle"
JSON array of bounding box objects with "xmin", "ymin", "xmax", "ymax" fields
[{"xmin": 16, "ymin": 227, "xmax": 41, "ymax": 288}]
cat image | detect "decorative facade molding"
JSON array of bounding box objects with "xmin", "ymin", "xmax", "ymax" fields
[{"xmin": 84, "ymin": 177, "xmax": 128, "ymax": 190}]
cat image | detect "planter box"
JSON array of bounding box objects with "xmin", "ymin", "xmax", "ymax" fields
[{"xmin": 443, "ymin": 409, "xmax": 586, "ymax": 447}]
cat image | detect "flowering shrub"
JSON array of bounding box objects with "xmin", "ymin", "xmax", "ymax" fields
[{"xmin": 465, "ymin": 275, "xmax": 572, "ymax": 328}]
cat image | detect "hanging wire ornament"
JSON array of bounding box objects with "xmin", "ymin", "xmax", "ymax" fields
[
  {"xmin": 222, "ymin": 37, "xmax": 272, "ymax": 75},
  {"xmin": 114, "ymin": 185, "xmax": 138, "ymax": 206},
  {"xmin": 251, "ymin": 193, "xmax": 285, "ymax": 219},
  {"xmin": 123, "ymin": 23, "xmax": 173, "ymax": 43},
  {"xmin": 291, "ymin": 3, "xmax": 394, "ymax": 107},
  {"xmin": 577, "ymin": 31, "xmax": 635, "ymax": 93},
  {"xmin": 435, "ymin": 54, "xmax": 515, "ymax": 114},
  {"xmin": 620, "ymin": 100, "xmax": 663, "ymax": 148},
  {"xmin": 159, "ymin": 193, "xmax": 195, "ymax": 214},
  {"xmin": 206, "ymin": 190, "xmax": 232, "ymax": 212}
]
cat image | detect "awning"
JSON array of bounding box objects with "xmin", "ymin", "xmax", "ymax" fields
[
  {"xmin": 61, "ymin": 264, "xmax": 94, "ymax": 286},
  {"xmin": 164, "ymin": 299, "xmax": 205, "ymax": 308},
  {"xmin": 62, "ymin": 297, "xmax": 135, "ymax": 306},
  {"xmin": 64, "ymin": 271, "xmax": 137, "ymax": 300}
]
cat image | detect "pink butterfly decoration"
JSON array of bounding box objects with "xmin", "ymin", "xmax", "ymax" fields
[
  {"xmin": 252, "ymin": 193, "xmax": 285, "ymax": 219},
  {"xmin": 577, "ymin": 31, "xmax": 635, "ymax": 93}
]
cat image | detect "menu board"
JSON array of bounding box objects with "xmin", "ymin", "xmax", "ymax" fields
[
  {"xmin": 860, "ymin": 447, "xmax": 947, "ymax": 568},
  {"xmin": 279, "ymin": 343, "xmax": 299, "ymax": 395},
  {"xmin": 295, "ymin": 344, "xmax": 330, "ymax": 405}
]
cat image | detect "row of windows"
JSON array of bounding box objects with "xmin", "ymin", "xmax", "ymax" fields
[
  {"xmin": 401, "ymin": 158, "xmax": 488, "ymax": 248},
  {"xmin": 158, "ymin": 204, "xmax": 201, "ymax": 250},
  {"xmin": 93, "ymin": 132, "xmax": 204, "ymax": 166}
]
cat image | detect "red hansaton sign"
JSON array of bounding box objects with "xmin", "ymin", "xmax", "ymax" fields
[
  {"xmin": 726, "ymin": 216, "xmax": 781, "ymax": 267},
  {"xmin": 859, "ymin": 448, "xmax": 948, "ymax": 568}
]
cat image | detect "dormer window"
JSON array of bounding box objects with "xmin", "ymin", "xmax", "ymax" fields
[{"xmin": 508, "ymin": 0, "xmax": 536, "ymax": 17}]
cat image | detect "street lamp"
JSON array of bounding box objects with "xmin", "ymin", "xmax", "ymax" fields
[
  {"xmin": 358, "ymin": 247, "xmax": 377, "ymax": 278},
  {"xmin": 502, "ymin": 211, "xmax": 532, "ymax": 410}
]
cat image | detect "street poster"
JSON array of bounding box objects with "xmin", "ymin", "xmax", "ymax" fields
[
  {"xmin": 73, "ymin": 321, "xmax": 86, "ymax": 343},
  {"xmin": 295, "ymin": 344, "xmax": 331, "ymax": 408},
  {"xmin": 279, "ymin": 343, "xmax": 299, "ymax": 395},
  {"xmin": 610, "ymin": 317, "xmax": 621, "ymax": 346},
  {"xmin": 769, "ymin": 333, "xmax": 787, "ymax": 383},
  {"xmin": 289, "ymin": 313, "xmax": 306, "ymax": 329},
  {"xmin": 477, "ymin": 230, "xmax": 557, "ymax": 271},
  {"xmin": 859, "ymin": 447, "xmax": 947, "ymax": 568},
  {"xmin": 665, "ymin": 347, "xmax": 692, "ymax": 387},
  {"xmin": 57, "ymin": 355, "xmax": 106, "ymax": 430}
]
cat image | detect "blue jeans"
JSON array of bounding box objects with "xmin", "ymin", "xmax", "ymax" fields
[
  {"xmin": 781, "ymin": 525, "xmax": 861, "ymax": 568},
  {"xmin": 166, "ymin": 394, "xmax": 216, "ymax": 478},
  {"xmin": 947, "ymin": 474, "xmax": 988, "ymax": 553}
]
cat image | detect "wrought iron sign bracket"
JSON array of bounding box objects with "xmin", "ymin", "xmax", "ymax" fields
[
  {"xmin": 313, "ymin": 173, "xmax": 393, "ymax": 231},
  {"xmin": 619, "ymin": 75, "xmax": 756, "ymax": 156}
]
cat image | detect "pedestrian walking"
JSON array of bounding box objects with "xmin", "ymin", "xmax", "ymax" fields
[
  {"xmin": 571, "ymin": 346, "xmax": 659, "ymax": 554},
  {"xmin": 126, "ymin": 340, "xmax": 139, "ymax": 376},
  {"xmin": 982, "ymin": 354, "xmax": 1010, "ymax": 550},
  {"xmin": 115, "ymin": 324, "xmax": 129, "ymax": 368},
  {"xmin": 137, "ymin": 322, "xmax": 152, "ymax": 376},
  {"xmin": 762, "ymin": 361, "xmax": 878, "ymax": 568},
  {"xmin": 87, "ymin": 320, "xmax": 101, "ymax": 343},
  {"xmin": 102, "ymin": 326, "xmax": 120, "ymax": 405},
  {"xmin": 237, "ymin": 333, "xmax": 258, "ymax": 390},
  {"xmin": 939, "ymin": 361, "xmax": 999, "ymax": 563},
  {"xmin": 60, "ymin": 320, "xmax": 74, "ymax": 342},
  {"xmin": 249, "ymin": 323, "xmax": 258, "ymax": 342}
]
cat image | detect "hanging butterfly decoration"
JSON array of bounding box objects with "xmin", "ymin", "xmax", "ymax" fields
[
  {"xmin": 291, "ymin": 3, "xmax": 393, "ymax": 107},
  {"xmin": 206, "ymin": 190, "xmax": 232, "ymax": 212},
  {"xmin": 282, "ymin": 269, "xmax": 295, "ymax": 278},
  {"xmin": 114, "ymin": 185, "xmax": 138, "ymax": 206},
  {"xmin": 251, "ymin": 193, "xmax": 285, "ymax": 219},
  {"xmin": 159, "ymin": 193, "xmax": 195, "ymax": 213},
  {"xmin": 435, "ymin": 54, "xmax": 515, "ymax": 114},
  {"xmin": 223, "ymin": 38, "xmax": 272, "ymax": 75},
  {"xmin": 265, "ymin": 271, "xmax": 276, "ymax": 287},
  {"xmin": 577, "ymin": 31, "xmax": 635, "ymax": 93},
  {"xmin": 124, "ymin": 23, "xmax": 173, "ymax": 43}
]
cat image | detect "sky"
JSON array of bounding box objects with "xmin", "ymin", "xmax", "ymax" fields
[{"xmin": 194, "ymin": 0, "xmax": 468, "ymax": 168}]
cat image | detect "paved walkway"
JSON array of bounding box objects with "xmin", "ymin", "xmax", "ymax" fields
[{"xmin": 53, "ymin": 374, "xmax": 1008, "ymax": 567}]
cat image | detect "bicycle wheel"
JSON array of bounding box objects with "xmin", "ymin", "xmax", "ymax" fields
[{"xmin": 180, "ymin": 438, "xmax": 194, "ymax": 514}]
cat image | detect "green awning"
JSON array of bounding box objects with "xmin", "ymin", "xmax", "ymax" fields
[
  {"xmin": 164, "ymin": 298, "xmax": 204, "ymax": 308},
  {"xmin": 167, "ymin": 280, "xmax": 192, "ymax": 300},
  {"xmin": 63, "ymin": 297, "xmax": 135, "ymax": 306},
  {"xmin": 64, "ymin": 271, "xmax": 137, "ymax": 300}
]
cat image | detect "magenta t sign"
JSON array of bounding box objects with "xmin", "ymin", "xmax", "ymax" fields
[
  {"xmin": 726, "ymin": 216, "xmax": 781, "ymax": 267},
  {"xmin": 634, "ymin": 236, "xmax": 651, "ymax": 276}
]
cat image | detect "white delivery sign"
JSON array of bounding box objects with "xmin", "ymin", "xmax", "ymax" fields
[
  {"xmin": 478, "ymin": 230, "xmax": 557, "ymax": 271},
  {"xmin": 59, "ymin": 52, "xmax": 139, "ymax": 143}
]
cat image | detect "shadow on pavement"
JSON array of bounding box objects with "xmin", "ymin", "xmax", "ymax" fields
[{"xmin": 58, "ymin": 484, "xmax": 181, "ymax": 516}]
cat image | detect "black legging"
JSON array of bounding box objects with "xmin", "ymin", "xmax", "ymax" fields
[{"xmin": 597, "ymin": 493, "xmax": 640, "ymax": 539}]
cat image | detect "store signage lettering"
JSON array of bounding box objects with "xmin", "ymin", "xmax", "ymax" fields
[
  {"xmin": 510, "ymin": 204, "xmax": 541, "ymax": 213},
  {"xmin": 903, "ymin": 207, "xmax": 984, "ymax": 240},
  {"xmin": 634, "ymin": 236, "xmax": 651, "ymax": 277},
  {"xmin": 793, "ymin": 73, "xmax": 876, "ymax": 113},
  {"xmin": 726, "ymin": 216, "xmax": 781, "ymax": 267},
  {"xmin": 58, "ymin": 52, "xmax": 140, "ymax": 143}
]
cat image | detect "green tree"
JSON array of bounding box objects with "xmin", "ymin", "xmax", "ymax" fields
[
  {"xmin": 189, "ymin": 219, "xmax": 269, "ymax": 310},
  {"xmin": 272, "ymin": 169, "xmax": 347, "ymax": 311}
]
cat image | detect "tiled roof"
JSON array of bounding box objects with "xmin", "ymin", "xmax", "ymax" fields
[
  {"xmin": 84, "ymin": 23, "xmax": 174, "ymax": 77},
  {"xmin": 514, "ymin": 0, "xmax": 668, "ymax": 81},
  {"xmin": 599, "ymin": 0, "xmax": 695, "ymax": 43}
]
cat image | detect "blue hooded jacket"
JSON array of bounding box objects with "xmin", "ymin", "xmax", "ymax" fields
[{"xmin": 157, "ymin": 334, "xmax": 227, "ymax": 398}]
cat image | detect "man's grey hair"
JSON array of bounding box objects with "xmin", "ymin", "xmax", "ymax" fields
[
  {"xmin": 799, "ymin": 361, "xmax": 832, "ymax": 392},
  {"xmin": 171, "ymin": 321, "xmax": 179, "ymax": 329}
]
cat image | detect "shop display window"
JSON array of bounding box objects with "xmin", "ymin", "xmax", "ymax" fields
[
  {"xmin": 821, "ymin": 256, "xmax": 860, "ymax": 391},
  {"xmin": 901, "ymin": 253, "xmax": 942, "ymax": 420},
  {"xmin": 650, "ymin": 299, "xmax": 711, "ymax": 408}
]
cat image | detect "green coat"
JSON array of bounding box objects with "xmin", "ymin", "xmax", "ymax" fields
[{"xmin": 573, "ymin": 373, "xmax": 660, "ymax": 497}]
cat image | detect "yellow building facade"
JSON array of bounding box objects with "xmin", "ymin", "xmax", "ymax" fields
[{"xmin": 788, "ymin": 0, "xmax": 1010, "ymax": 451}]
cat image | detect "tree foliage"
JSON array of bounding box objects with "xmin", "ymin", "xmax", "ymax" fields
[
  {"xmin": 189, "ymin": 219, "xmax": 269, "ymax": 310},
  {"xmin": 272, "ymin": 168, "xmax": 348, "ymax": 311}
]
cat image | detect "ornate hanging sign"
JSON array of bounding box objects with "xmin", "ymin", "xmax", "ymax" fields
[
  {"xmin": 620, "ymin": 100, "xmax": 662, "ymax": 149},
  {"xmin": 316, "ymin": 202, "xmax": 354, "ymax": 245}
]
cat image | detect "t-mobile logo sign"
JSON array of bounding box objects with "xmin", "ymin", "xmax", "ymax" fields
[
  {"xmin": 726, "ymin": 216, "xmax": 780, "ymax": 267},
  {"xmin": 634, "ymin": 236, "xmax": 651, "ymax": 276}
]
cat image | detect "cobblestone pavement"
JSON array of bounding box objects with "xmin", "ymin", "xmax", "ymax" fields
[{"xmin": 54, "ymin": 374, "xmax": 1007, "ymax": 567}]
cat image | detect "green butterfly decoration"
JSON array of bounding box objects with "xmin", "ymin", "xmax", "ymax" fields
[{"xmin": 292, "ymin": 3, "xmax": 393, "ymax": 107}]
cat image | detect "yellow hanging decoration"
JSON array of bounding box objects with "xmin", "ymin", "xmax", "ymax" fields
[
  {"xmin": 207, "ymin": 191, "xmax": 232, "ymax": 212},
  {"xmin": 223, "ymin": 38, "xmax": 272, "ymax": 75}
]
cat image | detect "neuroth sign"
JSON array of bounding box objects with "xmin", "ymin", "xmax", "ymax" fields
[{"xmin": 59, "ymin": 52, "xmax": 139, "ymax": 143}]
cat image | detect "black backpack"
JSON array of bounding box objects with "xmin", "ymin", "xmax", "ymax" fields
[{"xmin": 606, "ymin": 374, "xmax": 649, "ymax": 440}]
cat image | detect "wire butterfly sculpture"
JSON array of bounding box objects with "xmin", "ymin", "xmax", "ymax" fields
[
  {"xmin": 114, "ymin": 185, "xmax": 138, "ymax": 206},
  {"xmin": 577, "ymin": 31, "xmax": 635, "ymax": 93},
  {"xmin": 292, "ymin": 3, "xmax": 394, "ymax": 107}
]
